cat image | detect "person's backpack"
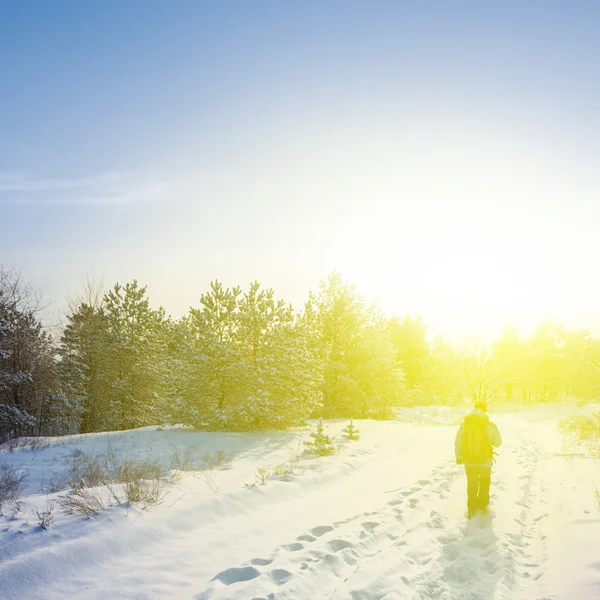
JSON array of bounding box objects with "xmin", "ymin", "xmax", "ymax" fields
[{"xmin": 461, "ymin": 414, "xmax": 493, "ymax": 464}]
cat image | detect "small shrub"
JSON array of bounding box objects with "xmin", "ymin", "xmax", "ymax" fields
[
  {"xmin": 67, "ymin": 452, "xmax": 106, "ymax": 488},
  {"xmin": 304, "ymin": 419, "xmax": 336, "ymax": 456},
  {"xmin": 560, "ymin": 413, "xmax": 600, "ymax": 456},
  {"xmin": 244, "ymin": 466, "xmax": 273, "ymax": 489},
  {"xmin": 115, "ymin": 459, "xmax": 164, "ymax": 485},
  {"xmin": 113, "ymin": 459, "xmax": 165, "ymax": 506},
  {"xmin": 341, "ymin": 418, "xmax": 360, "ymax": 440},
  {"xmin": 58, "ymin": 484, "xmax": 105, "ymax": 518},
  {"xmin": 201, "ymin": 450, "xmax": 232, "ymax": 470},
  {"xmin": 594, "ymin": 484, "xmax": 600, "ymax": 511},
  {"xmin": 102, "ymin": 439, "xmax": 121, "ymax": 475},
  {"xmin": 199, "ymin": 469, "xmax": 218, "ymax": 492},
  {"xmin": 123, "ymin": 478, "xmax": 165, "ymax": 506},
  {"xmin": 0, "ymin": 460, "xmax": 27, "ymax": 509},
  {"xmin": 169, "ymin": 445, "xmax": 203, "ymax": 472},
  {"xmin": 23, "ymin": 437, "xmax": 50, "ymax": 451},
  {"xmin": 41, "ymin": 473, "xmax": 66, "ymax": 494},
  {"xmin": 561, "ymin": 413, "xmax": 600, "ymax": 440},
  {"xmin": 288, "ymin": 442, "xmax": 303, "ymax": 466},
  {"xmin": 63, "ymin": 448, "xmax": 167, "ymax": 510},
  {"xmin": 272, "ymin": 463, "xmax": 293, "ymax": 478},
  {"xmin": 36, "ymin": 500, "xmax": 55, "ymax": 530},
  {"xmin": 255, "ymin": 466, "xmax": 271, "ymax": 485}
]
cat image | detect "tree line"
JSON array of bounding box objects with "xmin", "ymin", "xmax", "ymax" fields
[{"xmin": 2, "ymin": 266, "xmax": 600, "ymax": 438}]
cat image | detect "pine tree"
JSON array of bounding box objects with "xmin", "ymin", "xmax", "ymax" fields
[
  {"xmin": 186, "ymin": 281, "xmax": 248, "ymax": 427},
  {"xmin": 304, "ymin": 418, "xmax": 336, "ymax": 455},
  {"xmin": 234, "ymin": 282, "xmax": 322, "ymax": 429},
  {"xmin": 59, "ymin": 302, "xmax": 110, "ymax": 432},
  {"xmin": 0, "ymin": 271, "xmax": 56, "ymax": 437},
  {"xmin": 341, "ymin": 418, "xmax": 360, "ymax": 440},
  {"xmin": 305, "ymin": 271, "xmax": 404, "ymax": 418},
  {"xmin": 103, "ymin": 281, "xmax": 169, "ymax": 430}
]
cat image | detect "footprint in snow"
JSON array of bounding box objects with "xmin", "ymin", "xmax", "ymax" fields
[
  {"xmin": 297, "ymin": 534, "xmax": 316, "ymax": 542},
  {"xmin": 327, "ymin": 539, "xmax": 354, "ymax": 552},
  {"xmin": 361, "ymin": 521, "xmax": 380, "ymax": 532},
  {"xmin": 280, "ymin": 542, "xmax": 303, "ymax": 552},
  {"xmin": 249, "ymin": 558, "xmax": 273, "ymax": 566},
  {"xmin": 270, "ymin": 569, "xmax": 293, "ymax": 585},
  {"xmin": 311, "ymin": 525, "xmax": 334, "ymax": 537},
  {"xmin": 484, "ymin": 560, "xmax": 497, "ymax": 574},
  {"xmin": 212, "ymin": 566, "xmax": 261, "ymax": 585}
]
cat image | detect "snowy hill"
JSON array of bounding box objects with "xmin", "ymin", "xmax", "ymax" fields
[{"xmin": 1, "ymin": 406, "xmax": 600, "ymax": 599}]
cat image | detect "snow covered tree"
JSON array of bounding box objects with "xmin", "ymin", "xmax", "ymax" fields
[
  {"xmin": 341, "ymin": 418, "xmax": 360, "ymax": 440},
  {"xmin": 58, "ymin": 302, "xmax": 110, "ymax": 432},
  {"xmin": 423, "ymin": 335, "xmax": 463, "ymax": 405},
  {"xmin": 304, "ymin": 418, "xmax": 336, "ymax": 455},
  {"xmin": 102, "ymin": 281, "xmax": 169, "ymax": 430},
  {"xmin": 185, "ymin": 281, "xmax": 247, "ymax": 427},
  {"xmin": 388, "ymin": 315, "xmax": 430, "ymax": 390},
  {"xmin": 181, "ymin": 281, "xmax": 321, "ymax": 430},
  {"xmin": 232, "ymin": 283, "xmax": 322, "ymax": 429},
  {"xmin": 306, "ymin": 272, "xmax": 404, "ymax": 418},
  {"xmin": 0, "ymin": 267, "xmax": 57, "ymax": 437}
]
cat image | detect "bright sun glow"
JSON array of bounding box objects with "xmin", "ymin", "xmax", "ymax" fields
[{"xmin": 229, "ymin": 116, "xmax": 595, "ymax": 340}]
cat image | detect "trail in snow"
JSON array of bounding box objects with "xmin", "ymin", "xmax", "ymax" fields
[
  {"xmin": 2, "ymin": 405, "xmax": 600, "ymax": 600},
  {"xmin": 193, "ymin": 419, "xmax": 550, "ymax": 600}
]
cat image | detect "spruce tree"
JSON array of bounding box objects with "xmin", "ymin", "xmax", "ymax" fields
[
  {"xmin": 304, "ymin": 418, "xmax": 336, "ymax": 455},
  {"xmin": 103, "ymin": 281, "xmax": 169, "ymax": 430},
  {"xmin": 341, "ymin": 418, "xmax": 360, "ymax": 440}
]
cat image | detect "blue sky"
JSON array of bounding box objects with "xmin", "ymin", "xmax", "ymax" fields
[{"xmin": 2, "ymin": 1, "xmax": 600, "ymax": 338}]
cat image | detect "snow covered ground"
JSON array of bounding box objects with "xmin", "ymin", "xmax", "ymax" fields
[{"xmin": 1, "ymin": 404, "xmax": 600, "ymax": 600}]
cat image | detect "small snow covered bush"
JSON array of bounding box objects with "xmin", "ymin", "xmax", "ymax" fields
[
  {"xmin": 59, "ymin": 483, "xmax": 105, "ymax": 517},
  {"xmin": 304, "ymin": 419, "xmax": 336, "ymax": 456},
  {"xmin": 123, "ymin": 477, "xmax": 165, "ymax": 506},
  {"xmin": 115, "ymin": 459, "xmax": 164, "ymax": 485},
  {"xmin": 201, "ymin": 450, "xmax": 232, "ymax": 470},
  {"xmin": 255, "ymin": 466, "xmax": 271, "ymax": 485},
  {"xmin": 67, "ymin": 451, "xmax": 106, "ymax": 488},
  {"xmin": 0, "ymin": 460, "xmax": 27, "ymax": 509},
  {"xmin": 341, "ymin": 418, "xmax": 360, "ymax": 440},
  {"xmin": 22, "ymin": 436, "xmax": 50, "ymax": 451},
  {"xmin": 36, "ymin": 500, "xmax": 55, "ymax": 530},
  {"xmin": 561, "ymin": 413, "xmax": 600, "ymax": 455},
  {"xmin": 169, "ymin": 446, "xmax": 198, "ymax": 472},
  {"xmin": 63, "ymin": 448, "xmax": 168, "ymax": 511},
  {"xmin": 272, "ymin": 463, "xmax": 293, "ymax": 478}
]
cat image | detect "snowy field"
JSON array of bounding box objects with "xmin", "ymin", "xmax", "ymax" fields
[{"xmin": 1, "ymin": 405, "xmax": 600, "ymax": 600}]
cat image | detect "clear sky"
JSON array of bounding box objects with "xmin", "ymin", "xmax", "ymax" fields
[{"xmin": 2, "ymin": 1, "xmax": 600, "ymax": 340}]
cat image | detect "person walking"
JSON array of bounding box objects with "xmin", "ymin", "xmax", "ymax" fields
[{"xmin": 455, "ymin": 402, "xmax": 502, "ymax": 519}]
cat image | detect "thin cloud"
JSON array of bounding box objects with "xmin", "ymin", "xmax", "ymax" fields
[
  {"xmin": 0, "ymin": 171, "xmax": 124, "ymax": 193},
  {"xmin": 10, "ymin": 188, "xmax": 163, "ymax": 206},
  {"xmin": 0, "ymin": 171, "xmax": 169, "ymax": 206}
]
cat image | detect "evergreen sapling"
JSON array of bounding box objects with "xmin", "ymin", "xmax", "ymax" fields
[
  {"xmin": 304, "ymin": 418, "xmax": 336, "ymax": 456},
  {"xmin": 342, "ymin": 418, "xmax": 360, "ymax": 440}
]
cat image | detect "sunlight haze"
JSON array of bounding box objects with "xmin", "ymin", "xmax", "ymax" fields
[{"xmin": 2, "ymin": 1, "xmax": 600, "ymax": 340}]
